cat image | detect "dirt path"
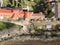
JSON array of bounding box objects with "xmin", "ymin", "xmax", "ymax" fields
[{"xmin": 3, "ymin": 38, "xmax": 60, "ymax": 45}]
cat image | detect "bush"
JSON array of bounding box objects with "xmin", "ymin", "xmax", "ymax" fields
[
  {"xmin": 0, "ymin": 22, "xmax": 15, "ymax": 31},
  {"xmin": 30, "ymin": 29, "xmax": 36, "ymax": 34},
  {"xmin": 17, "ymin": 18, "xmax": 23, "ymax": 21},
  {"xmin": 55, "ymin": 24, "xmax": 60, "ymax": 30},
  {"xmin": 46, "ymin": 12, "xmax": 55, "ymax": 18},
  {"xmin": 4, "ymin": 22, "xmax": 15, "ymax": 29},
  {"xmin": 0, "ymin": 22, "xmax": 6, "ymax": 30}
]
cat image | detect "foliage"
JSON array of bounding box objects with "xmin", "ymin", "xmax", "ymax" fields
[
  {"xmin": 4, "ymin": 0, "xmax": 28, "ymax": 8},
  {"xmin": 2, "ymin": 0, "xmax": 45, "ymax": 9},
  {"xmin": 32, "ymin": 0, "xmax": 54, "ymax": 18},
  {"xmin": 3, "ymin": 0, "xmax": 55, "ymax": 18},
  {"xmin": 0, "ymin": 22, "xmax": 6, "ymax": 30},
  {"xmin": 7, "ymin": 18, "xmax": 12, "ymax": 21},
  {"xmin": 34, "ymin": 0, "xmax": 41, "ymax": 3},
  {"xmin": 30, "ymin": 29, "xmax": 36, "ymax": 34},
  {"xmin": 0, "ymin": 22, "xmax": 15, "ymax": 31},
  {"xmin": 4, "ymin": 22, "xmax": 15, "ymax": 29},
  {"xmin": 32, "ymin": 0, "xmax": 45, "ymax": 12},
  {"xmin": 32, "ymin": 23, "xmax": 45, "ymax": 34},
  {"xmin": 55, "ymin": 24, "xmax": 60, "ymax": 30},
  {"xmin": 17, "ymin": 18, "xmax": 23, "ymax": 21},
  {"xmin": 46, "ymin": 12, "xmax": 55, "ymax": 18}
]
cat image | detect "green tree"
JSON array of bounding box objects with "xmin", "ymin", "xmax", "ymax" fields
[
  {"xmin": 46, "ymin": 12, "xmax": 55, "ymax": 18},
  {"xmin": 32, "ymin": 0, "xmax": 54, "ymax": 18},
  {"xmin": 32, "ymin": 0, "xmax": 45, "ymax": 12},
  {"xmin": 2, "ymin": 0, "xmax": 9, "ymax": 7},
  {"xmin": 34, "ymin": 0, "xmax": 41, "ymax": 3}
]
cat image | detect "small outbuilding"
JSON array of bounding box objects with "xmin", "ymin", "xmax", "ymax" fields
[{"xmin": 45, "ymin": 24, "xmax": 52, "ymax": 30}]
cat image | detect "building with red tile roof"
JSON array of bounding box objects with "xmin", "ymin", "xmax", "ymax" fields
[
  {"xmin": 12, "ymin": 10, "xmax": 24, "ymax": 20},
  {"xmin": 0, "ymin": 9, "xmax": 45, "ymax": 20},
  {"xmin": 30, "ymin": 12, "xmax": 45, "ymax": 20},
  {"xmin": 0, "ymin": 9, "xmax": 13, "ymax": 19},
  {"xmin": 0, "ymin": 9, "xmax": 25, "ymax": 20}
]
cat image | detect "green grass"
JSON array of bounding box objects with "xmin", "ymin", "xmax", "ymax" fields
[{"xmin": 0, "ymin": 22, "xmax": 15, "ymax": 31}]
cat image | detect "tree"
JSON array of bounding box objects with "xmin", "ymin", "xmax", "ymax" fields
[
  {"xmin": 3, "ymin": 0, "xmax": 21, "ymax": 8},
  {"xmin": 2, "ymin": 0, "xmax": 9, "ymax": 7},
  {"xmin": 46, "ymin": 12, "xmax": 55, "ymax": 18},
  {"xmin": 32, "ymin": 0, "xmax": 45, "ymax": 12},
  {"xmin": 34, "ymin": 0, "xmax": 41, "ymax": 3},
  {"xmin": 32, "ymin": 0, "xmax": 55, "ymax": 18}
]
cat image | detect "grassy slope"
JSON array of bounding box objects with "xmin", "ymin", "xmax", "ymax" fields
[{"xmin": 0, "ymin": 22, "xmax": 15, "ymax": 31}]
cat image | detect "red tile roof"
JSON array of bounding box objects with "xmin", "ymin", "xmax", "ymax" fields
[
  {"xmin": 0, "ymin": 9, "xmax": 24, "ymax": 20},
  {"xmin": 12, "ymin": 10, "xmax": 24, "ymax": 20},
  {"xmin": 0, "ymin": 13, "xmax": 13, "ymax": 18},
  {"xmin": 0, "ymin": 9, "xmax": 45, "ymax": 20},
  {"xmin": 24, "ymin": 12, "xmax": 30, "ymax": 19},
  {"xmin": 0, "ymin": 9, "xmax": 13, "ymax": 18},
  {"xmin": 0, "ymin": 9, "xmax": 12, "ymax": 13},
  {"xmin": 30, "ymin": 12, "xmax": 45, "ymax": 20}
]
